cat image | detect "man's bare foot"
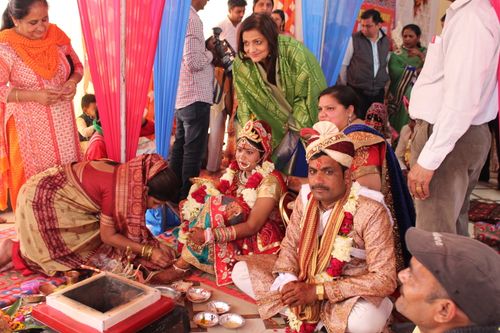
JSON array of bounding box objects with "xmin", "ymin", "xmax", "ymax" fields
[{"xmin": 0, "ymin": 238, "xmax": 13, "ymax": 272}]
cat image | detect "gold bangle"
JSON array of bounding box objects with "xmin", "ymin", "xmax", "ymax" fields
[
  {"xmin": 141, "ymin": 245, "xmax": 146, "ymax": 257},
  {"xmin": 15, "ymin": 89, "xmax": 19, "ymax": 103},
  {"xmin": 146, "ymin": 246, "xmax": 154, "ymax": 260},
  {"xmin": 316, "ymin": 284, "xmax": 325, "ymax": 301}
]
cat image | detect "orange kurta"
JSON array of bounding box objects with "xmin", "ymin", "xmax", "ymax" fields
[{"xmin": 0, "ymin": 25, "xmax": 83, "ymax": 210}]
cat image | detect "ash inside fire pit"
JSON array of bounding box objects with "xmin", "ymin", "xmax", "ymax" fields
[{"xmin": 62, "ymin": 275, "xmax": 145, "ymax": 313}]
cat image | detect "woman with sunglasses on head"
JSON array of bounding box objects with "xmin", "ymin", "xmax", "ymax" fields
[{"xmin": 233, "ymin": 14, "xmax": 326, "ymax": 178}]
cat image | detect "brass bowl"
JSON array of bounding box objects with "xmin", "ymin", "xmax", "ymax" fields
[
  {"xmin": 39, "ymin": 282, "xmax": 57, "ymax": 296},
  {"xmin": 22, "ymin": 294, "xmax": 45, "ymax": 304}
]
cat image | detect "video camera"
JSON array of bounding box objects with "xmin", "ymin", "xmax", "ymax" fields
[{"xmin": 212, "ymin": 27, "xmax": 236, "ymax": 72}]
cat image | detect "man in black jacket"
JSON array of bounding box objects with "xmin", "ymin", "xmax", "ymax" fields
[{"xmin": 339, "ymin": 9, "xmax": 389, "ymax": 119}]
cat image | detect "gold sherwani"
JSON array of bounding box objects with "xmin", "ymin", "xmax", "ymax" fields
[{"xmin": 241, "ymin": 186, "xmax": 397, "ymax": 333}]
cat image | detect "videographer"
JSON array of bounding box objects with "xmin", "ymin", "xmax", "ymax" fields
[{"xmin": 206, "ymin": 0, "xmax": 247, "ymax": 175}]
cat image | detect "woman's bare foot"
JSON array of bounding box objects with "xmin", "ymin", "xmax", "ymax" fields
[{"xmin": 0, "ymin": 238, "xmax": 13, "ymax": 272}]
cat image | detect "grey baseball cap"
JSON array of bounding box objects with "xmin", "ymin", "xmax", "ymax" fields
[{"xmin": 406, "ymin": 227, "xmax": 500, "ymax": 326}]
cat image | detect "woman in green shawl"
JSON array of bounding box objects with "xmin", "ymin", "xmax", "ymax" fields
[
  {"xmin": 233, "ymin": 14, "xmax": 326, "ymax": 177},
  {"xmin": 387, "ymin": 24, "xmax": 426, "ymax": 133}
]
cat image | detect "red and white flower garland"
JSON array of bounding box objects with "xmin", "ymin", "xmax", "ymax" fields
[{"xmin": 178, "ymin": 160, "xmax": 275, "ymax": 244}]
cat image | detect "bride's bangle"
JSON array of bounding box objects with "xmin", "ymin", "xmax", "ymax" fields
[{"xmin": 204, "ymin": 228, "xmax": 214, "ymax": 244}]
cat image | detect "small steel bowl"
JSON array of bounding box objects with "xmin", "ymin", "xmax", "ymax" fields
[
  {"xmin": 186, "ymin": 286, "xmax": 211, "ymax": 303},
  {"xmin": 207, "ymin": 300, "xmax": 231, "ymax": 314},
  {"xmin": 155, "ymin": 286, "xmax": 181, "ymax": 301},
  {"xmin": 193, "ymin": 311, "xmax": 219, "ymax": 328},
  {"xmin": 219, "ymin": 313, "xmax": 245, "ymax": 329}
]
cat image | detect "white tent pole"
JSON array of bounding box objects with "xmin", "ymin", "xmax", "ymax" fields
[
  {"xmin": 319, "ymin": 0, "xmax": 328, "ymax": 66},
  {"xmin": 120, "ymin": 0, "xmax": 126, "ymax": 162}
]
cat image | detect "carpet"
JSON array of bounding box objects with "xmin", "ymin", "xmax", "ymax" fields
[
  {"xmin": 468, "ymin": 200, "xmax": 500, "ymax": 223},
  {"xmin": 187, "ymin": 270, "xmax": 256, "ymax": 305},
  {"xmin": 0, "ymin": 227, "xmax": 67, "ymax": 308}
]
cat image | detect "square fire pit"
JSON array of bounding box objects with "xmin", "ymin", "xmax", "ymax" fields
[{"xmin": 45, "ymin": 272, "xmax": 160, "ymax": 332}]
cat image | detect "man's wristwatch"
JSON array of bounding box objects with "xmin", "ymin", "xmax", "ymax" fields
[{"xmin": 316, "ymin": 284, "xmax": 325, "ymax": 301}]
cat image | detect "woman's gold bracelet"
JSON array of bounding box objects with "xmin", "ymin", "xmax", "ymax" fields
[
  {"xmin": 141, "ymin": 245, "xmax": 146, "ymax": 257},
  {"xmin": 146, "ymin": 246, "xmax": 154, "ymax": 260}
]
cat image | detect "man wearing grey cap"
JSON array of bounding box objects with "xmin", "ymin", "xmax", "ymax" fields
[{"xmin": 396, "ymin": 227, "xmax": 499, "ymax": 333}]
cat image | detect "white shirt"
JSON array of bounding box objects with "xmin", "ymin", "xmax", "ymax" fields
[
  {"xmin": 216, "ymin": 16, "xmax": 240, "ymax": 52},
  {"xmin": 340, "ymin": 30, "xmax": 388, "ymax": 84},
  {"xmin": 408, "ymin": 0, "xmax": 500, "ymax": 170}
]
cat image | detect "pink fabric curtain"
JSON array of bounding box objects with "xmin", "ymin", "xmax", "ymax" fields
[
  {"xmin": 78, "ymin": 0, "xmax": 121, "ymax": 161},
  {"xmin": 78, "ymin": 0, "xmax": 165, "ymax": 161}
]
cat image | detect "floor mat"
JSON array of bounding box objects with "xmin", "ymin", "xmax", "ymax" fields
[
  {"xmin": 468, "ymin": 199, "xmax": 500, "ymax": 223},
  {"xmin": 0, "ymin": 227, "xmax": 67, "ymax": 308},
  {"xmin": 187, "ymin": 270, "xmax": 256, "ymax": 305}
]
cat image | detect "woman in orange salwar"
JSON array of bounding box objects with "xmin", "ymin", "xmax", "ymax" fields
[{"xmin": 0, "ymin": 0, "xmax": 83, "ymax": 211}]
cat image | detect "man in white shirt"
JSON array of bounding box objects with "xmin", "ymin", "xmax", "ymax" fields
[
  {"xmin": 407, "ymin": 0, "xmax": 500, "ymax": 235},
  {"xmin": 216, "ymin": 0, "xmax": 246, "ymax": 52},
  {"xmin": 339, "ymin": 9, "xmax": 390, "ymax": 119},
  {"xmin": 207, "ymin": 0, "xmax": 247, "ymax": 174}
]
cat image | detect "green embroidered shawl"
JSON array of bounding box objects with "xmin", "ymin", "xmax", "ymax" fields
[{"xmin": 233, "ymin": 35, "xmax": 326, "ymax": 149}]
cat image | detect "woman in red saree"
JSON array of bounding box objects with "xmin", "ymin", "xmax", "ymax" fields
[
  {"xmin": 0, "ymin": 154, "xmax": 179, "ymax": 276},
  {"xmin": 152, "ymin": 120, "xmax": 286, "ymax": 286}
]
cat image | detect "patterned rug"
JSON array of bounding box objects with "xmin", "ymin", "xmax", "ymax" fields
[
  {"xmin": 468, "ymin": 200, "xmax": 500, "ymax": 252},
  {"xmin": 0, "ymin": 227, "xmax": 67, "ymax": 308},
  {"xmin": 468, "ymin": 200, "xmax": 500, "ymax": 223}
]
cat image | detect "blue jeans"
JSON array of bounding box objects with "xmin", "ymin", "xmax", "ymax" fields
[{"xmin": 169, "ymin": 102, "xmax": 210, "ymax": 201}]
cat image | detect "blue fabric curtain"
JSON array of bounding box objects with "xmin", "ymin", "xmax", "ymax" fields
[
  {"xmin": 153, "ymin": 0, "xmax": 190, "ymax": 160},
  {"xmin": 301, "ymin": 1, "xmax": 325, "ymax": 59},
  {"xmin": 302, "ymin": 0, "xmax": 363, "ymax": 86}
]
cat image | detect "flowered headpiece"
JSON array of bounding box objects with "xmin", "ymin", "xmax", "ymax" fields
[
  {"xmin": 301, "ymin": 121, "xmax": 355, "ymax": 167},
  {"xmin": 237, "ymin": 120, "xmax": 273, "ymax": 161},
  {"xmin": 365, "ymin": 102, "xmax": 390, "ymax": 138}
]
